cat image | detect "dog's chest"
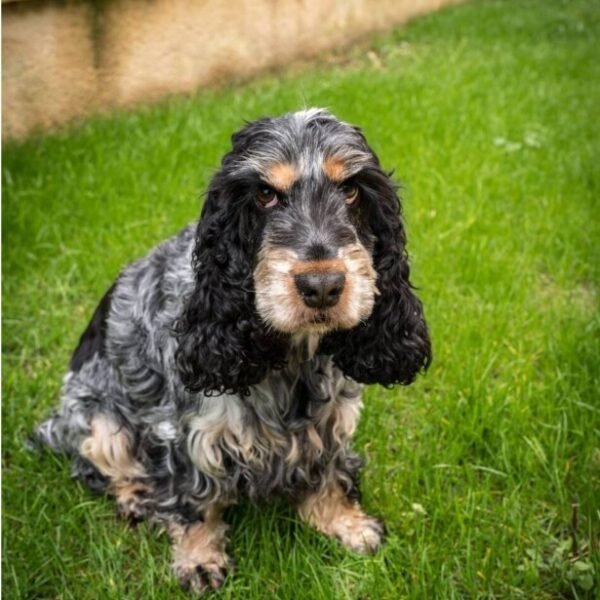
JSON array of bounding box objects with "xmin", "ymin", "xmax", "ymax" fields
[{"xmin": 185, "ymin": 356, "xmax": 362, "ymax": 497}]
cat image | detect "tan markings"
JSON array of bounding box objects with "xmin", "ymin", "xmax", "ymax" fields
[
  {"xmin": 187, "ymin": 397, "xmax": 287, "ymax": 479},
  {"xmin": 323, "ymin": 156, "xmax": 347, "ymax": 182},
  {"xmin": 186, "ymin": 405, "xmax": 233, "ymax": 477},
  {"xmin": 285, "ymin": 274, "xmax": 309, "ymax": 316},
  {"xmin": 114, "ymin": 481, "xmax": 151, "ymax": 521},
  {"xmin": 79, "ymin": 414, "xmax": 145, "ymax": 482},
  {"xmin": 290, "ymin": 259, "xmax": 346, "ymax": 276},
  {"xmin": 169, "ymin": 506, "xmax": 230, "ymax": 593},
  {"xmin": 328, "ymin": 398, "xmax": 361, "ymax": 446},
  {"xmin": 254, "ymin": 242, "xmax": 376, "ymax": 334},
  {"xmin": 285, "ymin": 434, "xmax": 301, "ymax": 464},
  {"xmin": 315, "ymin": 379, "xmax": 363, "ymax": 447},
  {"xmin": 267, "ymin": 162, "xmax": 297, "ymax": 191},
  {"xmin": 306, "ymin": 423, "xmax": 324, "ymax": 456},
  {"xmin": 298, "ymin": 483, "xmax": 383, "ymax": 554}
]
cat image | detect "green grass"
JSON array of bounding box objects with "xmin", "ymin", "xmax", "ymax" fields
[{"xmin": 3, "ymin": 0, "xmax": 599, "ymax": 597}]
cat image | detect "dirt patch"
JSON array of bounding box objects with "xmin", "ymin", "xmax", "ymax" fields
[{"xmin": 536, "ymin": 274, "xmax": 597, "ymax": 318}]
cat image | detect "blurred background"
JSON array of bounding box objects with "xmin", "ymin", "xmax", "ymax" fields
[{"xmin": 2, "ymin": 0, "xmax": 460, "ymax": 139}]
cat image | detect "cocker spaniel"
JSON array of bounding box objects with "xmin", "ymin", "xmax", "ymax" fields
[{"xmin": 36, "ymin": 109, "xmax": 431, "ymax": 593}]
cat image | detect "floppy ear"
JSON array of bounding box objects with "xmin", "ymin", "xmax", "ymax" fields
[
  {"xmin": 175, "ymin": 171, "xmax": 288, "ymax": 396},
  {"xmin": 323, "ymin": 168, "xmax": 431, "ymax": 386}
]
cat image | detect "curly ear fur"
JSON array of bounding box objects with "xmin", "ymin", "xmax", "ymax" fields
[
  {"xmin": 175, "ymin": 167, "xmax": 288, "ymax": 396},
  {"xmin": 322, "ymin": 167, "xmax": 432, "ymax": 386},
  {"xmin": 176, "ymin": 118, "xmax": 429, "ymax": 393}
]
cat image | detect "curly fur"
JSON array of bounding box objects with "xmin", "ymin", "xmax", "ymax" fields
[
  {"xmin": 321, "ymin": 167, "xmax": 431, "ymax": 385},
  {"xmin": 35, "ymin": 109, "xmax": 431, "ymax": 593},
  {"xmin": 176, "ymin": 183, "xmax": 289, "ymax": 396}
]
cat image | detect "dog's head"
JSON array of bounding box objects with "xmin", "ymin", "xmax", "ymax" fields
[{"xmin": 177, "ymin": 109, "xmax": 431, "ymax": 395}]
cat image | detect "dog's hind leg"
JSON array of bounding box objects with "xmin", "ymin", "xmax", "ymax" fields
[
  {"xmin": 168, "ymin": 505, "xmax": 231, "ymax": 594},
  {"xmin": 35, "ymin": 361, "xmax": 152, "ymax": 522},
  {"xmin": 78, "ymin": 413, "xmax": 151, "ymax": 523}
]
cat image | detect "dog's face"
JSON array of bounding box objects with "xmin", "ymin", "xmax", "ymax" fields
[
  {"xmin": 231, "ymin": 112, "xmax": 380, "ymax": 334},
  {"xmin": 177, "ymin": 109, "xmax": 431, "ymax": 394}
]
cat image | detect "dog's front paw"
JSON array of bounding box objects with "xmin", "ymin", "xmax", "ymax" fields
[
  {"xmin": 174, "ymin": 559, "xmax": 230, "ymax": 595},
  {"xmin": 333, "ymin": 513, "xmax": 385, "ymax": 554},
  {"xmin": 299, "ymin": 487, "xmax": 386, "ymax": 555},
  {"xmin": 114, "ymin": 482, "xmax": 150, "ymax": 526},
  {"xmin": 170, "ymin": 516, "xmax": 231, "ymax": 594}
]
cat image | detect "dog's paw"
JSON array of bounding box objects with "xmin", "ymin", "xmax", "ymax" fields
[
  {"xmin": 174, "ymin": 557, "xmax": 231, "ymax": 595},
  {"xmin": 115, "ymin": 482, "xmax": 150, "ymax": 526},
  {"xmin": 170, "ymin": 517, "xmax": 231, "ymax": 594},
  {"xmin": 334, "ymin": 514, "xmax": 385, "ymax": 554}
]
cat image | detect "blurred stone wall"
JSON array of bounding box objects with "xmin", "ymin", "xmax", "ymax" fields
[{"xmin": 2, "ymin": 0, "xmax": 462, "ymax": 139}]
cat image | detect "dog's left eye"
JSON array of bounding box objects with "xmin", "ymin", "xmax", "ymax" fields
[
  {"xmin": 340, "ymin": 183, "xmax": 359, "ymax": 205},
  {"xmin": 257, "ymin": 187, "xmax": 279, "ymax": 208}
]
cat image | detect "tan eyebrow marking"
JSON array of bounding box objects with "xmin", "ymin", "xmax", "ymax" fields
[
  {"xmin": 322, "ymin": 156, "xmax": 347, "ymax": 183},
  {"xmin": 266, "ymin": 163, "xmax": 298, "ymax": 191}
]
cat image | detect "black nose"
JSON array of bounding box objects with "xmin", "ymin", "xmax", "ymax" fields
[{"xmin": 294, "ymin": 272, "xmax": 346, "ymax": 309}]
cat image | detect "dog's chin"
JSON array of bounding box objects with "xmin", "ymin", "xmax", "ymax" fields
[
  {"xmin": 298, "ymin": 311, "xmax": 339, "ymax": 335},
  {"xmin": 266, "ymin": 308, "xmax": 366, "ymax": 336}
]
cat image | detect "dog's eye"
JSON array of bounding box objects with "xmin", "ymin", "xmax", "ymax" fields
[
  {"xmin": 340, "ymin": 183, "xmax": 359, "ymax": 205},
  {"xmin": 257, "ymin": 187, "xmax": 279, "ymax": 208}
]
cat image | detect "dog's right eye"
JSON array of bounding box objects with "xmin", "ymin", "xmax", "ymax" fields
[
  {"xmin": 257, "ymin": 187, "xmax": 279, "ymax": 208},
  {"xmin": 340, "ymin": 183, "xmax": 359, "ymax": 205}
]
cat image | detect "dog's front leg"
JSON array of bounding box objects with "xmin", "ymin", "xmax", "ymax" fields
[
  {"xmin": 169, "ymin": 506, "xmax": 231, "ymax": 594},
  {"xmin": 297, "ymin": 481, "xmax": 385, "ymax": 554}
]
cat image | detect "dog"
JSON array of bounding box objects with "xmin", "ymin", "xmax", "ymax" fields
[{"xmin": 35, "ymin": 108, "xmax": 431, "ymax": 593}]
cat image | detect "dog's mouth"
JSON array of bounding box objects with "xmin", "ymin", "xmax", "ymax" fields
[
  {"xmin": 292, "ymin": 302, "xmax": 362, "ymax": 335},
  {"xmin": 303, "ymin": 309, "xmax": 335, "ymax": 330},
  {"xmin": 311, "ymin": 311, "xmax": 330, "ymax": 324}
]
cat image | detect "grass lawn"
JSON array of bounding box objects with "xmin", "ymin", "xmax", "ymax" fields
[{"xmin": 3, "ymin": 0, "xmax": 599, "ymax": 597}]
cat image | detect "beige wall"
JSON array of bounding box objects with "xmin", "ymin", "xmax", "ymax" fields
[{"xmin": 2, "ymin": 0, "xmax": 461, "ymax": 140}]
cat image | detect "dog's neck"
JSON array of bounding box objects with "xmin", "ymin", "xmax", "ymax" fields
[{"xmin": 289, "ymin": 332, "xmax": 321, "ymax": 365}]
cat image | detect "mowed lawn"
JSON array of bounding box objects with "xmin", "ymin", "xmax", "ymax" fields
[{"xmin": 3, "ymin": 0, "xmax": 599, "ymax": 598}]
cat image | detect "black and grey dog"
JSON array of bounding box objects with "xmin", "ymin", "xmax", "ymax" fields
[{"xmin": 36, "ymin": 109, "xmax": 431, "ymax": 593}]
